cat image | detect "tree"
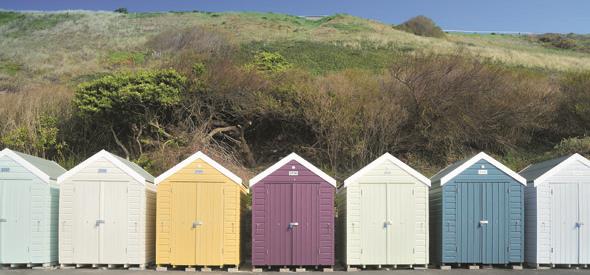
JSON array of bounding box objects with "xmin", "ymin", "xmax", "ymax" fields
[
  {"xmin": 74, "ymin": 69, "xmax": 186, "ymax": 159},
  {"xmin": 396, "ymin": 15, "xmax": 445, "ymax": 38},
  {"xmin": 114, "ymin": 8, "xmax": 128, "ymax": 14}
]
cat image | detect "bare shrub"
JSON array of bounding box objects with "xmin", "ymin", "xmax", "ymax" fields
[{"xmin": 146, "ymin": 26, "xmax": 235, "ymax": 60}]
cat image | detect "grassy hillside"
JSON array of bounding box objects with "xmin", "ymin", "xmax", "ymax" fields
[
  {"xmin": 1, "ymin": 11, "xmax": 589, "ymax": 88},
  {"xmin": 0, "ymin": 10, "xmax": 589, "ymax": 179}
]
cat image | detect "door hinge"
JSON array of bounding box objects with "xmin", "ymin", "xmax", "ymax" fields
[
  {"xmin": 222, "ymin": 248, "xmax": 224, "ymax": 254},
  {"xmin": 125, "ymin": 248, "xmax": 128, "ymax": 254},
  {"xmin": 360, "ymin": 249, "xmax": 363, "ymax": 254},
  {"xmin": 413, "ymin": 248, "xmax": 415, "ymax": 254},
  {"xmin": 551, "ymin": 247, "xmax": 554, "ymax": 253},
  {"xmin": 360, "ymin": 190, "xmax": 363, "ymax": 196},
  {"xmin": 412, "ymin": 189, "xmax": 415, "ymax": 196},
  {"xmin": 507, "ymin": 246, "xmax": 510, "ymax": 252},
  {"xmin": 266, "ymin": 249, "xmax": 269, "ymax": 255},
  {"xmin": 550, "ymin": 189, "xmax": 553, "ymax": 195}
]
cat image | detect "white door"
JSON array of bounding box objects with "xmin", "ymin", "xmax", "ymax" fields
[
  {"xmin": 360, "ymin": 183, "xmax": 387, "ymax": 264},
  {"xmin": 100, "ymin": 181, "xmax": 128, "ymax": 264},
  {"xmin": 578, "ymin": 183, "xmax": 590, "ymax": 263},
  {"xmin": 0, "ymin": 180, "xmax": 32, "ymax": 263},
  {"xmin": 551, "ymin": 183, "xmax": 578, "ymax": 264},
  {"xmin": 73, "ymin": 181, "xmax": 100, "ymax": 263},
  {"xmin": 387, "ymin": 184, "xmax": 415, "ymax": 264}
]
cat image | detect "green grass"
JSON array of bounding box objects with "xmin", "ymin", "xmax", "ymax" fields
[
  {"xmin": 1, "ymin": 12, "xmax": 85, "ymax": 38},
  {"xmin": 106, "ymin": 51, "xmax": 147, "ymax": 66},
  {"xmin": 0, "ymin": 11, "xmax": 25, "ymax": 26},
  {"xmin": 0, "ymin": 60, "xmax": 22, "ymax": 76},
  {"xmin": 240, "ymin": 41, "xmax": 397, "ymax": 74}
]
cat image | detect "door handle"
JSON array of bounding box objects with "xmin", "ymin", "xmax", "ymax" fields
[
  {"xmin": 577, "ymin": 222, "xmax": 584, "ymax": 227},
  {"xmin": 479, "ymin": 220, "xmax": 488, "ymax": 225},
  {"xmin": 384, "ymin": 221, "xmax": 393, "ymax": 226},
  {"xmin": 96, "ymin": 220, "xmax": 105, "ymax": 226},
  {"xmin": 289, "ymin": 222, "xmax": 299, "ymax": 229},
  {"xmin": 0, "ymin": 218, "xmax": 6, "ymax": 222},
  {"xmin": 192, "ymin": 221, "xmax": 203, "ymax": 228}
]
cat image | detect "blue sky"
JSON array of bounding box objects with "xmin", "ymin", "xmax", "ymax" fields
[{"xmin": 2, "ymin": 0, "xmax": 589, "ymax": 34}]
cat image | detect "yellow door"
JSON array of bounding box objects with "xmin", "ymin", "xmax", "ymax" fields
[
  {"xmin": 195, "ymin": 182, "xmax": 224, "ymax": 265},
  {"xmin": 171, "ymin": 182, "xmax": 197, "ymax": 265}
]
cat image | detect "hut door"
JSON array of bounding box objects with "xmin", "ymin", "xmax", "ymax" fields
[
  {"xmin": 360, "ymin": 184, "xmax": 387, "ymax": 264},
  {"xmin": 195, "ymin": 182, "xmax": 224, "ymax": 265},
  {"xmin": 578, "ymin": 183, "xmax": 590, "ymax": 263},
  {"xmin": 171, "ymin": 182, "xmax": 197, "ymax": 265},
  {"xmin": 292, "ymin": 183, "xmax": 321, "ymax": 265},
  {"xmin": 0, "ymin": 180, "xmax": 32, "ymax": 263},
  {"xmin": 73, "ymin": 181, "xmax": 100, "ymax": 263},
  {"xmin": 456, "ymin": 182, "xmax": 483, "ymax": 263},
  {"xmin": 481, "ymin": 182, "xmax": 508, "ymax": 264},
  {"xmin": 551, "ymin": 183, "xmax": 579, "ymax": 264},
  {"xmin": 386, "ymin": 184, "xmax": 415, "ymax": 264},
  {"xmin": 100, "ymin": 181, "xmax": 128, "ymax": 264},
  {"xmin": 267, "ymin": 184, "xmax": 293, "ymax": 265}
]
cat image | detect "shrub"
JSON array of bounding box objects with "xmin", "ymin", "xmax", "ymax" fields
[
  {"xmin": 557, "ymin": 70, "xmax": 590, "ymax": 136},
  {"xmin": 74, "ymin": 69, "xmax": 186, "ymax": 158},
  {"xmin": 553, "ymin": 137, "xmax": 590, "ymax": 156},
  {"xmin": 247, "ymin": 51, "xmax": 292, "ymax": 73},
  {"xmin": 396, "ymin": 15, "xmax": 445, "ymax": 38},
  {"xmin": 114, "ymin": 8, "xmax": 128, "ymax": 14},
  {"xmin": 537, "ymin": 33, "xmax": 577, "ymax": 49}
]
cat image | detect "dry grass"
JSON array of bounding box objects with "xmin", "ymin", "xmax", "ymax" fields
[{"xmin": 0, "ymin": 11, "xmax": 588, "ymax": 89}]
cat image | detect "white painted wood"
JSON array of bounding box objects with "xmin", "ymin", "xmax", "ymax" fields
[
  {"xmin": 343, "ymin": 156, "xmax": 429, "ymax": 265},
  {"xmin": 360, "ymin": 184, "xmax": 386, "ymax": 264},
  {"xmin": 59, "ymin": 153, "xmax": 155, "ymax": 265},
  {"xmin": 73, "ymin": 181, "xmax": 100, "ymax": 264},
  {"xmin": 155, "ymin": 151, "xmax": 242, "ymax": 186},
  {"xmin": 439, "ymin": 152, "xmax": 526, "ymax": 186},
  {"xmin": 249, "ymin": 153, "xmax": 336, "ymax": 187},
  {"xmin": 550, "ymin": 183, "xmax": 578, "ymax": 264},
  {"xmin": 579, "ymin": 183, "xmax": 590, "ymax": 263}
]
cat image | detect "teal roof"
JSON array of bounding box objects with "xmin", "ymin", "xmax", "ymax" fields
[
  {"xmin": 12, "ymin": 151, "xmax": 66, "ymax": 180},
  {"xmin": 519, "ymin": 154, "xmax": 572, "ymax": 182},
  {"xmin": 111, "ymin": 153, "xmax": 155, "ymax": 183}
]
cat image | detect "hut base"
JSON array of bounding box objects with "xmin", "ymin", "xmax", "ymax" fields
[
  {"xmin": 59, "ymin": 263, "xmax": 147, "ymax": 270},
  {"xmin": 1, "ymin": 263, "xmax": 56, "ymax": 270},
  {"xmin": 346, "ymin": 264, "xmax": 420, "ymax": 270},
  {"xmin": 159, "ymin": 264, "xmax": 237, "ymax": 272}
]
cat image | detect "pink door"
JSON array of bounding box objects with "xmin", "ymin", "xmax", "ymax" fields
[
  {"xmin": 267, "ymin": 184, "xmax": 293, "ymax": 265},
  {"xmin": 292, "ymin": 183, "xmax": 320, "ymax": 266}
]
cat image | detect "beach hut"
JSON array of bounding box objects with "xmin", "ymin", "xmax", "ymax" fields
[
  {"xmin": 58, "ymin": 150, "xmax": 156, "ymax": 268},
  {"xmin": 155, "ymin": 151, "xmax": 247, "ymax": 270},
  {"xmin": 429, "ymin": 152, "xmax": 526, "ymax": 267},
  {"xmin": 336, "ymin": 153, "xmax": 430, "ymax": 269},
  {"xmin": 250, "ymin": 153, "xmax": 336, "ymax": 269},
  {"xmin": 0, "ymin": 148, "xmax": 65, "ymax": 267},
  {"xmin": 520, "ymin": 153, "xmax": 590, "ymax": 267}
]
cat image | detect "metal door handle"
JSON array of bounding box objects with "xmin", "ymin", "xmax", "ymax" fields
[
  {"xmin": 96, "ymin": 220, "xmax": 105, "ymax": 226},
  {"xmin": 577, "ymin": 222, "xmax": 584, "ymax": 227},
  {"xmin": 385, "ymin": 221, "xmax": 393, "ymax": 226},
  {"xmin": 192, "ymin": 221, "xmax": 203, "ymax": 228},
  {"xmin": 0, "ymin": 218, "xmax": 6, "ymax": 222},
  {"xmin": 289, "ymin": 222, "xmax": 299, "ymax": 228},
  {"xmin": 479, "ymin": 220, "xmax": 488, "ymax": 225}
]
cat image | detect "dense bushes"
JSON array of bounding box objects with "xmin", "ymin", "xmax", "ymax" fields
[
  {"xmin": 397, "ymin": 15, "xmax": 445, "ymax": 38},
  {"xmin": 1, "ymin": 25, "xmax": 590, "ymax": 177}
]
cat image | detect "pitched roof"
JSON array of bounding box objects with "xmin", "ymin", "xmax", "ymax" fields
[
  {"xmin": 431, "ymin": 152, "xmax": 526, "ymax": 186},
  {"xmin": 249, "ymin": 153, "xmax": 337, "ymax": 187},
  {"xmin": 0, "ymin": 148, "xmax": 66, "ymax": 182},
  {"xmin": 57, "ymin": 150, "xmax": 154, "ymax": 185},
  {"xmin": 520, "ymin": 153, "xmax": 590, "ymax": 186},
  {"xmin": 155, "ymin": 151, "xmax": 243, "ymax": 187},
  {"xmin": 343, "ymin": 153, "xmax": 430, "ymax": 187}
]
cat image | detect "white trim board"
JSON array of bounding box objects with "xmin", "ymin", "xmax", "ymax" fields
[
  {"xmin": 343, "ymin": 152, "xmax": 430, "ymax": 187},
  {"xmin": 439, "ymin": 152, "xmax": 526, "ymax": 186},
  {"xmin": 532, "ymin": 153, "xmax": 590, "ymax": 187},
  {"xmin": 0, "ymin": 148, "xmax": 53, "ymax": 183},
  {"xmin": 57, "ymin": 150, "xmax": 152, "ymax": 185},
  {"xmin": 155, "ymin": 151, "xmax": 243, "ymax": 186},
  {"xmin": 249, "ymin": 152, "xmax": 337, "ymax": 187}
]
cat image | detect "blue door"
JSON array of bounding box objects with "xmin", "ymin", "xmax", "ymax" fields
[{"xmin": 456, "ymin": 182, "xmax": 508, "ymax": 264}]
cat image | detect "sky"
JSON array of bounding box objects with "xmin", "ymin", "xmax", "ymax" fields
[{"xmin": 1, "ymin": 0, "xmax": 589, "ymax": 34}]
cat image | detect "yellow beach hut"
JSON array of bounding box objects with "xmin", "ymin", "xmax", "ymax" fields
[{"xmin": 155, "ymin": 151, "xmax": 246, "ymax": 270}]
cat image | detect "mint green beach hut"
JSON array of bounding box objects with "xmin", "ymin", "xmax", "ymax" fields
[{"xmin": 0, "ymin": 148, "xmax": 66, "ymax": 267}]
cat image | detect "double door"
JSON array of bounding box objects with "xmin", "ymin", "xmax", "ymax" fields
[
  {"xmin": 359, "ymin": 183, "xmax": 415, "ymax": 264},
  {"xmin": 456, "ymin": 182, "xmax": 509, "ymax": 264},
  {"xmin": 171, "ymin": 182, "xmax": 224, "ymax": 265},
  {"xmin": 73, "ymin": 181, "xmax": 128, "ymax": 264},
  {"xmin": 0, "ymin": 180, "xmax": 32, "ymax": 263},
  {"xmin": 267, "ymin": 183, "xmax": 322, "ymax": 266},
  {"xmin": 551, "ymin": 183, "xmax": 590, "ymax": 264}
]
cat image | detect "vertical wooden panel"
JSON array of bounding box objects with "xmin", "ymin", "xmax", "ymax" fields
[
  {"xmin": 156, "ymin": 183, "xmax": 171, "ymax": 264},
  {"xmin": 551, "ymin": 183, "xmax": 578, "ymax": 264},
  {"xmin": 196, "ymin": 182, "xmax": 224, "ymax": 265},
  {"xmin": 268, "ymin": 184, "xmax": 292, "ymax": 265},
  {"xmin": 387, "ymin": 183, "xmax": 415, "ymax": 264},
  {"xmin": 100, "ymin": 181, "xmax": 128, "ymax": 263},
  {"xmin": 0, "ymin": 180, "xmax": 32, "ymax": 263},
  {"xmin": 579, "ymin": 183, "xmax": 590, "ymax": 263},
  {"xmin": 73, "ymin": 181, "xmax": 100, "ymax": 264},
  {"xmin": 171, "ymin": 183, "xmax": 196, "ymax": 265},
  {"xmin": 359, "ymin": 184, "xmax": 386, "ymax": 264}
]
